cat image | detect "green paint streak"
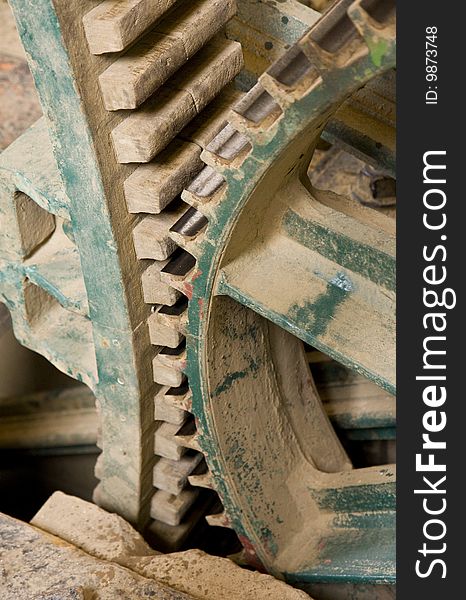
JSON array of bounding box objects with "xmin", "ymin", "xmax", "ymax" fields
[
  {"xmin": 288, "ymin": 277, "xmax": 348, "ymax": 338},
  {"xmin": 369, "ymin": 39, "xmax": 388, "ymax": 68},
  {"xmin": 213, "ymin": 357, "xmax": 261, "ymax": 397},
  {"xmin": 284, "ymin": 210, "xmax": 395, "ymax": 291}
]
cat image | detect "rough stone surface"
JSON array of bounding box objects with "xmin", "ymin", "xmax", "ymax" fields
[
  {"xmin": 0, "ymin": 511, "xmax": 192, "ymax": 599},
  {"xmin": 31, "ymin": 492, "xmax": 312, "ymax": 600},
  {"xmin": 32, "ymin": 491, "xmax": 157, "ymax": 562}
]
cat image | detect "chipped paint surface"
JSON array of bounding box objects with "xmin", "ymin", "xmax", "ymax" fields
[{"xmin": 186, "ymin": 2, "xmax": 396, "ymax": 583}]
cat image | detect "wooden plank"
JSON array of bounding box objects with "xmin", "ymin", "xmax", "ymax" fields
[{"xmin": 83, "ymin": 0, "xmax": 179, "ymax": 55}]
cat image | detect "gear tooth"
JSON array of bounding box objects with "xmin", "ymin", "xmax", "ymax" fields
[
  {"xmin": 152, "ymin": 342, "xmax": 187, "ymax": 387},
  {"xmin": 111, "ymin": 38, "xmax": 243, "ymax": 163},
  {"xmin": 150, "ymin": 487, "xmax": 199, "ymax": 527},
  {"xmin": 201, "ymin": 124, "xmax": 252, "ymax": 171},
  {"xmin": 168, "ymin": 206, "xmax": 208, "ymax": 254},
  {"xmin": 163, "ymin": 383, "xmax": 193, "ymax": 412},
  {"xmin": 153, "ymin": 452, "xmax": 203, "ymax": 496},
  {"xmin": 227, "ymin": 549, "xmax": 250, "ymax": 566},
  {"xmin": 132, "ymin": 205, "xmax": 186, "ymax": 261},
  {"xmin": 181, "ymin": 85, "xmax": 243, "ymax": 149},
  {"xmin": 154, "ymin": 386, "xmax": 188, "ymax": 425},
  {"xmin": 155, "ymin": 420, "xmax": 188, "ymax": 461},
  {"xmin": 259, "ymin": 45, "xmax": 322, "ymax": 106},
  {"xmin": 142, "ymin": 260, "xmax": 181, "ymax": 306},
  {"xmin": 298, "ymin": 0, "xmax": 369, "ymax": 71},
  {"xmin": 83, "ymin": 0, "xmax": 178, "ymax": 55},
  {"xmin": 160, "ymin": 249, "xmax": 197, "ymax": 297},
  {"xmin": 94, "ymin": 453, "xmax": 104, "ymax": 479},
  {"xmin": 229, "ymin": 82, "xmax": 283, "ymax": 134},
  {"xmin": 98, "ymin": 0, "xmax": 237, "ymax": 110},
  {"xmin": 124, "ymin": 140, "xmax": 203, "ymax": 215},
  {"xmin": 347, "ymin": 0, "xmax": 396, "ymax": 44},
  {"xmin": 148, "ymin": 297, "xmax": 188, "ymax": 347},
  {"xmin": 148, "ymin": 311, "xmax": 184, "ymax": 349},
  {"xmin": 173, "ymin": 418, "xmax": 202, "ymax": 452},
  {"xmin": 146, "ymin": 492, "xmax": 217, "ymax": 552},
  {"xmin": 182, "ymin": 166, "xmax": 227, "ymax": 210},
  {"xmin": 188, "ymin": 469, "xmax": 214, "ymax": 490},
  {"xmin": 205, "ymin": 510, "xmax": 232, "ymax": 529}
]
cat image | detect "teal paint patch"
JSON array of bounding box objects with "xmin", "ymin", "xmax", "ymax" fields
[
  {"xmin": 286, "ymin": 530, "xmax": 395, "ymax": 584},
  {"xmin": 345, "ymin": 426, "xmax": 396, "ymax": 441},
  {"xmin": 213, "ymin": 369, "xmax": 249, "ymax": 396},
  {"xmin": 311, "ymin": 481, "xmax": 396, "ymax": 513},
  {"xmin": 284, "ymin": 209, "xmax": 395, "ymax": 291},
  {"xmin": 288, "ymin": 274, "xmax": 350, "ymax": 338}
]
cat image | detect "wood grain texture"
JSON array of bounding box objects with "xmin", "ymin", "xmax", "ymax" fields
[
  {"xmin": 111, "ymin": 38, "xmax": 243, "ymax": 163},
  {"xmin": 83, "ymin": 0, "xmax": 179, "ymax": 54},
  {"xmin": 99, "ymin": 0, "xmax": 236, "ymax": 109}
]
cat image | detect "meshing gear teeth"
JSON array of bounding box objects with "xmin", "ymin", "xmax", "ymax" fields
[
  {"xmin": 80, "ymin": 0, "xmax": 243, "ymax": 546},
  {"xmin": 171, "ymin": 0, "xmax": 396, "ymax": 575}
]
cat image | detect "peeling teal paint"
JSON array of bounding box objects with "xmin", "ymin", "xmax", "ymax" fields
[
  {"xmin": 284, "ymin": 209, "xmax": 395, "ymax": 291},
  {"xmin": 288, "ymin": 277, "xmax": 349, "ymax": 338}
]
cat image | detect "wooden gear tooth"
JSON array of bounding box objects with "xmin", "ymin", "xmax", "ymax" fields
[
  {"xmin": 148, "ymin": 299, "xmax": 188, "ymax": 348},
  {"xmin": 153, "ymin": 452, "xmax": 203, "ymax": 496},
  {"xmin": 188, "ymin": 470, "xmax": 214, "ymax": 490},
  {"xmin": 141, "ymin": 260, "xmax": 181, "ymax": 306},
  {"xmin": 154, "ymin": 420, "xmax": 188, "ymax": 461},
  {"xmin": 152, "ymin": 342, "xmax": 187, "ymax": 388},
  {"xmin": 111, "ymin": 38, "xmax": 243, "ymax": 163},
  {"xmin": 148, "ymin": 311, "xmax": 184, "ymax": 349},
  {"xmin": 124, "ymin": 140, "xmax": 203, "ymax": 215},
  {"xmin": 132, "ymin": 204, "xmax": 186, "ymax": 261},
  {"xmin": 83, "ymin": 0, "xmax": 179, "ymax": 55},
  {"xmin": 205, "ymin": 510, "xmax": 232, "ymax": 529},
  {"xmin": 99, "ymin": 0, "xmax": 237, "ymax": 110},
  {"xmin": 202, "ymin": 124, "xmax": 252, "ymax": 171},
  {"xmin": 168, "ymin": 206, "xmax": 208, "ymax": 255},
  {"xmin": 150, "ymin": 487, "xmax": 199, "ymax": 527},
  {"xmin": 154, "ymin": 385, "xmax": 188, "ymax": 425}
]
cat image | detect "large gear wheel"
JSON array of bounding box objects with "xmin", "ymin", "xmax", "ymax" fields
[
  {"xmin": 161, "ymin": 0, "xmax": 397, "ymax": 585},
  {"xmin": 2, "ymin": 0, "xmax": 395, "ymax": 593}
]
